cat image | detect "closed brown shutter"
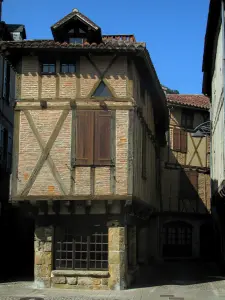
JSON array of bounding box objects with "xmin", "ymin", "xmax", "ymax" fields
[
  {"xmin": 76, "ymin": 111, "xmax": 94, "ymax": 165},
  {"xmin": 94, "ymin": 111, "xmax": 111, "ymax": 165},
  {"xmin": 173, "ymin": 128, "xmax": 180, "ymax": 151},
  {"xmin": 180, "ymin": 130, "xmax": 187, "ymax": 153}
]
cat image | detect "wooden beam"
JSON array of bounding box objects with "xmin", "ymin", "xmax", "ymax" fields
[
  {"xmin": 24, "ymin": 110, "xmax": 67, "ymax": 195},
  {"xmin": 15, "ymin": 104, "xmax": 133, "ymax": 111},
  {"xmin": 17, "ymin": 97, "xmax": 134, "ymax": 103},
  {"xmin": 20, "ymin": 110, "xmax": 69, "ymax": 196},
  {"xmin": 11, "ymin": 111, "xmax": 20, "ymax": 197},
  {"xmin": 127, "ymin": 110, "xmax": 134, "ymax": 195},
  {"xmin": 12, "ymin": 194, "xmax": 133, "ymax": 201}
]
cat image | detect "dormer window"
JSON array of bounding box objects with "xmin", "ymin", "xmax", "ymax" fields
[{"xmin": 69, "ymin": 37, "xmax": 84, "ymax": 44}]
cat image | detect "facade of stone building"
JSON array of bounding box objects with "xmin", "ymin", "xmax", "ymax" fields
[
  {"xmin": 148, "ymin": 94, "xmax": 213, "ymax": 261},
  {"xmin": 0, "ymin": 9, "xmax": 168, "ymax": 289},
  {"xmin": 202, "ymin": 0, "xmax": 225, "ymax": 266}
]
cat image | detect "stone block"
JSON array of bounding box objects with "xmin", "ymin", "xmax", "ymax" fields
[
  {"xmin": 108, "ymin": 227, "xmax": 125, "ymax": 251},
  {"xmin": 35, "ymin": 264, "xmax": 52, "ymax": 278},
  {"xmin": 92, "ymin": 278, "xmax": 101, "ymax": 285},
  {"xmin": 101, "ymin": 278, "xmax": 108, "ymax": 285},
  {"xmin": 35, "ymin": 253, "xmax": 43, "ymax": 265},
  {"xmin": 77, "ymin": 277, "xmax": 93, "ymax": 285},
  {"xmin": 35, "ymin": 277, "xmax": 51, "ymax": 288},
  {"xmin": 44, "ymin": 242, "xmax": 52, "ymax": 252},
  {"xmin": 108, "ymin": 250, "xmax": 125, "ymax": 264},
  {"xmin": 52, "ymin": 276, "xmax": 66, "ymax": 284},
  {"xmin": 66, "ymin": 277, "xmax": 77, "ymax": 285},
  {"xmin": 43, "ymin": 252, "xmax": 52, "ymax": 265}
]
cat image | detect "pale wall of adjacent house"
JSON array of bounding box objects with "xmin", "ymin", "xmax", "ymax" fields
[{"xmin": 211, "ymin": 23, "xmax": 225, "ymax": 194}]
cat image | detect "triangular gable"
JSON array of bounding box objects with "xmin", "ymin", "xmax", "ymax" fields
[
  {"xmin": 51, "ymin": 9, "xmax": 99, "ymax": 31},
  {"xmin": 92, "ymin": 81, "xmax": 113, "ymax": 98}
]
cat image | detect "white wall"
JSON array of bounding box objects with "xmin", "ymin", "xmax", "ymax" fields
[{"xmin": 211, "ymin": 23, "xmax": 225, "ymax": 194}]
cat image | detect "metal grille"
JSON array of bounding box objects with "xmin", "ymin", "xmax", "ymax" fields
[{"xmin": 55, "ymin": 228, "xmax": 108, "ymax": 270}]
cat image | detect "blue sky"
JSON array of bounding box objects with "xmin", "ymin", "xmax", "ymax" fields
[{"xmin": 3, "ymin": 0, "xmax": 209, "ymax": 94}]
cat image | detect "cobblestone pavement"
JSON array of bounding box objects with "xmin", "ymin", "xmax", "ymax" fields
[{"xmin": 1, "ymin": 262, "xmax": 225, "ymax": 300}]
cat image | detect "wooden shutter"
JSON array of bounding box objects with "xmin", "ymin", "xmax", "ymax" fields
[
  {"xmin": 94, "ymin": 111, "xmax": 111, "ymax": 165},
  {"xmin": 187, "ymin": 171, "xmax": 198, "ymax": 195},
  {"xmin": 173, "ymin": 128, "xmax": 180, "ymax": 151},
  {"xmin": 76, "ymin": 111, "xmax": 94, "ymax": 165},
  {"xmin": 180, "ymin": 130, "xmax": 187, "ymax": 153}
]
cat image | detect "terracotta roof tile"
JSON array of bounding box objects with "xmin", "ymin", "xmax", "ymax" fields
[
  {"xmin": 166, "ymin": 94, "xmax": 210, "ymax": 109},
  {"xmin": 0, "ymin": 39, "xmax": 146, "ymax": 51}
]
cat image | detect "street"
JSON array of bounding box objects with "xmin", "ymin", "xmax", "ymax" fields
[{"xmin": 1, "ymin": 262, "xmax": 225, "ymax": 300}]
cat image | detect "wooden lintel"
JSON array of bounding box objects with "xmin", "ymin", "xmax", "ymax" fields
[
  {"xmin": 15, "ymin": 104, "xmax": 133, "ymax": 111},
  {"xmin": 17, "ymin": 97, "xmax": 134, "ymax": 103},
  {"xmin": 12, "ymin": 194, "xmax": 133, "ymax": 201}
]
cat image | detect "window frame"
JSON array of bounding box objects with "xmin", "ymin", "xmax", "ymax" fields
[
  {"xmin": 54, "ymin": 227, "xmax": 108, "ymax": 271},
  {"xmin": 75, "ymin": 110, "xmax": 113, "ymax": 167},
  {"xmin": 181, "ymin": 109, "xmax": 194, "ymax": 130},
  {"xmin": 41, "ymin": 62, "xmax": 56, "ymax": 75},
  {"xmin": 60, "ymin": 62, "xmax": 76, "ymax": 74}
]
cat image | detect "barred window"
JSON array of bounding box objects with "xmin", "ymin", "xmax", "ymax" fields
[{"xmin": 55, "ymin": 227, "xmax": 108, "ymax": 270}]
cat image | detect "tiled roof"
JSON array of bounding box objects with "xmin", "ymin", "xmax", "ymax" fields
[
  {"xmin": 166, "ymin": 94, "xmax": 210, "ymax": 109},
  {"xmin": 51, "ymin": 9, "xmax": 99, "ymax": 31},
  {"xmin": 0, "ymin": 39, "xmax": 146, "ymax": 50}
]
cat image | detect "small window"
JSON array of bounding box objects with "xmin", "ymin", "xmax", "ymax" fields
[
  {"xmin": 69, "ymin": 37, "xmax": 83, "ymax": 44},
  {"xmin": 41, "ymin": 63, "xmax": 56, "ymax": 74},
  {"xmin": 181, "ymin": 109, "xmax": 194, "ymax": 129},
  {"xmin": 60, "ymin": 63, "xmax": 76, "ymax": 74},
  {"xmin": 92, "ymin": 81, "xmax": 113, "ymax": 98}
]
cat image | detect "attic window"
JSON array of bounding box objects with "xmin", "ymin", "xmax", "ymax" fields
[
  {"xmin": 69, "ymin": 37, "xmax": 83, "ymax": 44},
  {"xmin": 92, "ymin": 81, "xmax": 113, "ymax": 98},
  {"xmin": 41, "ymin": 63, "xmax": 56, "ymax": 74}
]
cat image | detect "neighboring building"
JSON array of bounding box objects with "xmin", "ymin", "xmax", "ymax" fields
[
  {"xmin": 0, "ymin": 19, "xmax": 26, "ymax": 279},
  {"xmin": 148, "ymin": 94, "xmax": 213, "ymax": 261},
  {"xmin": 0, "ymin": 9, "xmax": 168, "ymax": 289},
  {"xmin": 0, "ymin": 23, "xmax": 26, "ymax": 207},
  {"xmin": 202, "ymin": 0, "xmax": 225, "ymax": 265}
]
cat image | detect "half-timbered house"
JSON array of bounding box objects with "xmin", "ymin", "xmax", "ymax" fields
[
  {"xmin": 148, "ymin": 94, "xmax": 213, "ymax": 261},
  {"xmin": 0, "ymin": 9, "xmax": 168, "ymax": 289}
]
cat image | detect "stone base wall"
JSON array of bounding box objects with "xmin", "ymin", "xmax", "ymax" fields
[
  {"xmin": 34, "ymin": 225, "xmax": 53, "ymax": 288},
  {"xmin": 51, "ymin": 270, "xmax": 109, "ymax": 290},
  {"xmin": 34, "ymin": 223, "xmax": 130, "ymax": 290}
]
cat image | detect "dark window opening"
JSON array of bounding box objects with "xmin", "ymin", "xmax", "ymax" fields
[
  {"xmin": 69, "ymin": 37, "xmax": 84, "ymax": 44},
  {"xmin": 60, "ymin": 63, "xmax": 76, "ymax": 73},
  {"xmin": 55, "ymin": 227, "xmax": 108, "ymax": 270},
  {"xmin": 41, "ymin": 63, "xmax": 56, "ymax": 74},
  {"xmin": 181, "ymin": 109, "xmax": 194, "ymax": 129},
  {"xmin": 179, "ymin": 170, "xmax": 198, "ymax": 200},
  {"xmin": 162, "ymin": 221, "xmax": 192, "ymax": 257},
  {"xmin": 92, "ymin": 81, "xmax": 113, "ymax": 98},
  {"xmin": 75, "ymin": 110, "xmax": 112, "ymax": 166}
]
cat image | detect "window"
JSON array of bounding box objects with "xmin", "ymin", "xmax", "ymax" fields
[
  {"xmin": 92, "ymin": 81, "xmax": 113, "ymax": 98},
  {"xmin": 173, "ymin": 127, "xmax": 187, "ymax": 153},
  {"xmin": 181, "ymin": 109, "xmax": 194, "ymax": 129},
  {"xmin": 60, "ymin": 63, "xmax": 76, "ymax": 73},
  {"xmin": 69, "ymin": 37, "xmax": 84, "ymax": 44},
  {"xmin": 140, "ymin": 82, "xmax": 146, "ymax": 104},
  {"xmin": 3, "ymin": 59, "xmax": 10, "ymax": 103},
  {"xmin": 75, "ymin": 110, "xmax": 112, "ymax": 166},
  {"xmin": 142, "ymin": 126, "xmax": 147, "ymax": 179},
  {"xmin": 41, "ymin": 63, "xmax": 56, "ymax": 74},
  {"xmin": 55, "ymin": 227, "xmax": 108, "ymax": 270}
]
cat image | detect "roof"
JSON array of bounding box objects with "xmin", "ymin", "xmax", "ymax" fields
[
  {"xmin": 167, "ymin": 94, "xmax": 210, "ymax": 109},
  {"xmin": 51, "ymin": 9, "xmax": 99, "ymax": 31},
  {"xmin": 202, "ymin": 0, "xmax": 222, "ymax": 95},
  {"xmin": 0, "ymin": 39, "xmax": 145, "ymax": 50}
]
